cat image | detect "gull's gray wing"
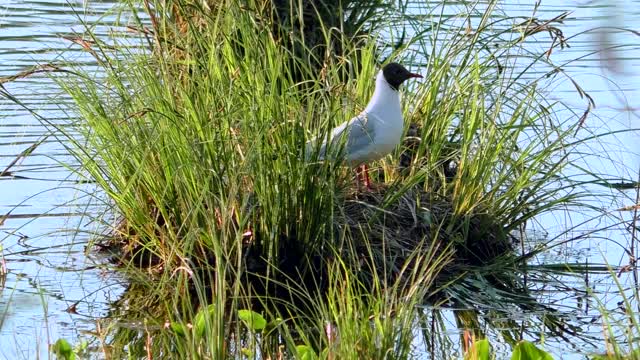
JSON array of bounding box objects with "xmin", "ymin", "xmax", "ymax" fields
[{"xmin": 317, "ymin": 112, "xmax": 375, "ymax": 160}]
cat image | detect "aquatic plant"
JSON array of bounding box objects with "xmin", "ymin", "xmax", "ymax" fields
[{"xmin": 41, "ymin": 0, "xmax": 636, "ymax": 357}]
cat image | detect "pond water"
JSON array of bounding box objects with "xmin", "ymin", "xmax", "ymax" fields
[
  {"xmin": 0, "ymin": 0, "xmax": 638, "ymax": 358},
  {"xmin": 0, "ymin": 1, "xmax": 125, "ymax": 358}
]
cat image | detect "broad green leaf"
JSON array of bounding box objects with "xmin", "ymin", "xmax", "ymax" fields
[
  {"xmin": 465, "ymin": 338, "xmax": 491, "ymax": 360},
  {"xmin": 238, "ymin": 309, "xmax": 267, "ymax": 331},
  {"xmin": 52, "ymin": 338, "xmax": 75, "ymax": 360},
  {"xmin": 296, "ymin": 345, "xmax": 317, "ymax": 360},
  {"xmin": 194, "ymin": 304, "xmax": 217, "ymax": 337},
  {"xmin": 170, "ymin": 322, "xmax": 186, "ymax": 336},
  {"xmin": 241, "ymin": 348, "xmax": 254, "ymax": 357},
  {"xmin": 511, "ymin": 341, "xmax": 554, "ymax": 360}
]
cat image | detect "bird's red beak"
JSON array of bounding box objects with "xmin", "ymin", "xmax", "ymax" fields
[{"xmin": 409, "ymin": 73, "xmax": 423, "ymax": 78}]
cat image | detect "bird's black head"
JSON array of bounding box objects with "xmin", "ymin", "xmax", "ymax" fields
[{"xmin": 382, "ymin": 62, "xmax": 423, "ymax": 90}]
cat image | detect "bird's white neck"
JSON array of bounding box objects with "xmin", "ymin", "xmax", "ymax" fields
[{"xmin": 364, "ymin": 70, "xmax": 401, "ymax": 116}]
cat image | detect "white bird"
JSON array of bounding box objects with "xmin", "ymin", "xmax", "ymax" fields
[{"xmin": 307, "ymin": 63, "xmax": 423, "ymax": 187}]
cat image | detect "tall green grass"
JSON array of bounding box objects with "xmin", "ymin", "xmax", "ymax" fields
[{"xmin": 50, "ymin": 0, "xmax": 624, "ymax": 357}]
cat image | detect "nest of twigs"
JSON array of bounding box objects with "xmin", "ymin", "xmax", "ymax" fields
[
  {"xmin": 335, "ymin": 184, "xmax": 514, "ymax": 287},
  {"xmin": 236, "ymin": 182, "xmax": 516, "ymax": 309}
]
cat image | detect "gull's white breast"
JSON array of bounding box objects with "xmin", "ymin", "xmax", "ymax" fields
[{"xmin": 309, "ymin": 68, "xmax": 406, "ymax": 166}]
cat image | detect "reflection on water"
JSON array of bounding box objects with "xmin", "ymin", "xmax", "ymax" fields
[
  {"xmin": 0, "ymin": 0, "xmax": 126, "ymax": 358},
  {"xmin": 0, "ymin": 0, "xmax": 638, "ymax": 358}
]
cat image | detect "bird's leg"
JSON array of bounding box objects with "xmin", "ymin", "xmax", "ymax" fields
[
  {"xmin": 354, "ymin": 165, "xmax": 373, "ymax": 192},
  {"xmin": 362, "ymin": 164, "xmax": 372, "ymax": 189},
  {"xmin": 354, "ymin": 165, "xmax": 363, "ymax": 190}
]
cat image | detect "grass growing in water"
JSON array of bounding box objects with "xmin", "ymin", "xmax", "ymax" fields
[{"xmin": 49, "ymin": 0, "xmax": 624, "ymax": 357}]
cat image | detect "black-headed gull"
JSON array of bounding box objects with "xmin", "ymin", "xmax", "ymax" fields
[{"xmin": 308, "ymin": 62, "xmax": 422, "ymax": 187}]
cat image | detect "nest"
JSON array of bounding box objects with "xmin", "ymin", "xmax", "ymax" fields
[{"xmin": 337, "ymin": 185, "xmax": 514, "ymax": 286}]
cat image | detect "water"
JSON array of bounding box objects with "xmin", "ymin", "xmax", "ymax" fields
[
  {"xmin": 0, "ymin": 0, "xmax": 638, "ymax": 358},
  {"xmin": 0, "ymin": 1, "xmax": 125, "ymax": 358},
  {"xmin": 398, "ymin": 1, "xmax": 640, "ymax": 357},
  {"xmin": 423, "ymin": 2, "xmax": 640, "ymax": 355}
]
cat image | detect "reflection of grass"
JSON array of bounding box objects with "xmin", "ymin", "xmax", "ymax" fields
[
  {"xmin": 588, "ymin": 259, "xmax": 640, "ymax": 359},
  {"xmin": 41, "ymin": 0, "xmax": 638, "ymax": 357},
  {"xmin": 0, "ymin": 244, "xmax": 6, "ymax": 332}
]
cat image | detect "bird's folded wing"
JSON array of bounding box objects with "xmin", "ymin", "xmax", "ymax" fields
[{"xmin": 319, "ymin": 113, "xmax": 375, "ymax": 159}]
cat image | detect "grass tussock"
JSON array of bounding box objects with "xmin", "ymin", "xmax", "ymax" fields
[{"xmin": 47, "ymin": 0, "xmax": 613, "ymax": 357}]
